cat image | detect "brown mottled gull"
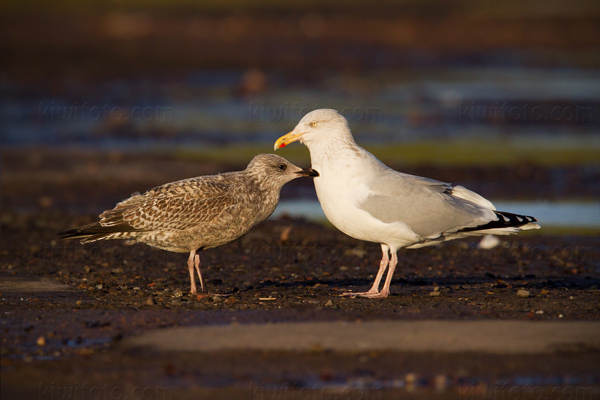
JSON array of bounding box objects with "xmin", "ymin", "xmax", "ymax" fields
[
  {"xmin": 60, "ymin": 154, "xmax": 319, "ymax": 295},
  {"xmin": 275, "ymin": 109, "xmax": 539, "ymax": 298}
]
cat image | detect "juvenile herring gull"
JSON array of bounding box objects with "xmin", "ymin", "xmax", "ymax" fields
[
  {"xmin": 275, "ymin": 109, "xmax": 539, "ymax": 298},
  {"xmin": 60, "ymin": 154, "xmax": 319, "ymax": 295}
]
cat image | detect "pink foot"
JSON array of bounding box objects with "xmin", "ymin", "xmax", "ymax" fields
[
  {"xmin": 340, "ymin": 290, "xmax": 389, "ymax": 298},
  {"xmin": 341, "ymin": 289, "xmax": 378, "ymax": 297}
]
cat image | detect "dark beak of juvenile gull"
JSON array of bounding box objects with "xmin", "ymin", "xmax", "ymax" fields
[{"xmin": 297, "ymin": 168, "xmax": 319, "ymax": 177}]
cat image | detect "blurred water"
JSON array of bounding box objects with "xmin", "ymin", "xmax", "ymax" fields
[{"xmin": 2, "ymin": 68, "xmax": 599, "ymax": 148}]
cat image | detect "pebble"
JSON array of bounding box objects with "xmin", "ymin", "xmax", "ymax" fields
[
  {"xmin": 434, "ymin": 374, "xmax": 447, "ymax": 392},
  {"xmin": 429, "ymin": 291, "xmax": 440, "ymax": 297},
  {"xmin": 36, "ymin": 336, "xmax": 45, "ymax": 346},
  {"xmin": 146, "ymin": 296, "xmax": 155, "ymax": 306},
  {"xmin": 172, "ymin": 289, "xmax": 183, "ymax": 298},
  {"xmin": 478, "ymin": 234, "xmax": 500, "ymax": 249},
  {"xmin": 325, "ymin": 300, "xmax": 333, "ymax": 307},
  {"xmin": 517, "ymin": 289, "xmax": 530, "ymax": 298},
  {"xmin": 405, "ymin": 373, "xmax": 417, "ymax": 392},
  {"xmin": 344, "ymin": 248, "xmax": 367, "ymax": 258}
]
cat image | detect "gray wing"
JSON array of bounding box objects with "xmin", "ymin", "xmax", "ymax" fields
[
  {"xmin": 358, "ymin": 170, "xmax": 496, "ymax": 239},
  {"xmin": 99, "ymin": 177, "xmax": 239, "ymax": 231}
]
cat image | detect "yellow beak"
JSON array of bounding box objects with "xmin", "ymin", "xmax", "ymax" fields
[{"xmin": 273, "ymin": 131, "xmax": 305, "ymax": 151}]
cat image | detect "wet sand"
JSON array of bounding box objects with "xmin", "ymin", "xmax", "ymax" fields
[{"xmin": 1, "ymin": 149, "xmax": 599, "ymax": 399}]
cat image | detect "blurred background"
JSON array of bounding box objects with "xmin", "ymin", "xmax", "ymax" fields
[
  {"xmin": 1, "ymin": 3, "xmax": 600, "ymax": 396},
  {"xmin": 1, "ymin": 0, "xmax": 599, "ymax": 229}
]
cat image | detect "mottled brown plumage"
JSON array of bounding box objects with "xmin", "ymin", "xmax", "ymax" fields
[{"xmin": 60, "ymin": 154, "xmax": 318, "ymax": 294}]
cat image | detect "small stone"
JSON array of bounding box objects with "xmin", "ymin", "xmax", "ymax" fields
[
  {"xmin": 38, "ymin": 195, "xmax": 54, "ymax": 208},
  {"xmin": 95, "ymin": 284, "xmax": 103, "ymax": 290},
  {"xmin": 146, "ymin": 296, "xmax": 155, "ymax": 306},
  {"xmin": 36, "ymin": 336, "xmax": 45, "ymax": 346},
  {"xmin": 172, "ymin": 289, "xmax": 183, "ymax": 298},
  {"xmin": 517, "ymin": 289, "xmax": 530, "ymax": 298},
  {"xmin": 325, "ymin": 300, "xmax": 333, "ymax": 307},
  {"xmin": 75, "ymin": 300, "xmax": 82, "ymax": 306},
  {"xmin": 344, "ymin": 248, "xmax": 367, "ymax": 258},
  {"xmin": 434, "ymin": 374, "xmax": 447, "ymax": 392},
  {"xmin": 478, "ymin": 234, "xmax": 500, "ymax": 249},
  {"xmin": 279, "ymin": 226, "xmax": 292, "ymax": 243},
  {"xmin": 429, "ymin": 291, "xmax": 440, "ymax": 297},
  {"xmin": 405, "ymin": 373, "xmax": 417, "ymax": 392}
]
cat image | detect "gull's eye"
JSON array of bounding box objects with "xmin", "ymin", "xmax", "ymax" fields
[
  {"xmin": 309, "ymin": 121, "xmax": 319, "ymax": 128},
  {"xmin": 278, "ymin": 163, "xmax": 287, "ymax": 171}
]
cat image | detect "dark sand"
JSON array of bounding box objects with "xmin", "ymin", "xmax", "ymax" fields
[{"xmin": 1, "ymin": 150, "xmax": 599, "ymax": 399}]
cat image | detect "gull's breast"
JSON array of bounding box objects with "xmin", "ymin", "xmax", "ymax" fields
[{"xmin": 313, "ymin": 174, "xmax": 417, "ymax": 247}]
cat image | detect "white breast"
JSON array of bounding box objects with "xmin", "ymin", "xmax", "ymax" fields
[{"xmin": 313, "ymin": 160, "xmax": 419, "ymax": 249}]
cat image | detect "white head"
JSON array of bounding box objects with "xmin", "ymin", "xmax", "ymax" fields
[{"xmin": 273, "ymin": 109, "xmax": 355, "ymax": 151}]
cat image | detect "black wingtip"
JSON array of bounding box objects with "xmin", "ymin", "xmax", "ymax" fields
[
  {"xmin": 459, "ymin": 211, "xmax": 538, "ymax": 233},
  {"xmin": 57, "ymin": 221, "xmax": 104, "ymax": 240},
  {"xmin": 58, "ymin": 228, "xmax": 88, "ymax": 240}
]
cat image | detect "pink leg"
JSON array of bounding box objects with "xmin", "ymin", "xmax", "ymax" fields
[
  {"xmin": 187, "ymin": 250, "xmax": 197, "ymax": 295},
  {"xmin": 194, "ymin": 253, "xmax": 207, "ymax": 294},
  {"xmin": 361, "ymin": 250, "xmax": 398, "ymax": 298},
  {"xmin": 342, "ymin": 245, "xmax": 390, "ymax": 297}
]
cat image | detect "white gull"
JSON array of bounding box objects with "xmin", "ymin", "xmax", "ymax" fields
[{"xmin": 275, "ymin": 109, "xmax": 539, "ymax": 298}]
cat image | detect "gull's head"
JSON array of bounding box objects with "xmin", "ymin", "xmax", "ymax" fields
[
  {"xmin": 274, "ymin": 109, "xmax": 353, "ymax": 151},
  {"xmin": 247, "ymin": 154, "xmax": 319, "ymax": 189}
]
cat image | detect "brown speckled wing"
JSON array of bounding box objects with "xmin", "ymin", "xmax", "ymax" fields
[{"xmin": 100, "ymin": 178, "xmax": 236, "ymax": 232}]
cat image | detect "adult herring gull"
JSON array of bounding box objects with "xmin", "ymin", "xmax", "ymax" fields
[
  {"xmin": 60, "ymin": 154, "xmax": 319, "ymax": 295},
  {"xmin": 275, "ymin": 109, "xmax": 539, "ymax": 298}
]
